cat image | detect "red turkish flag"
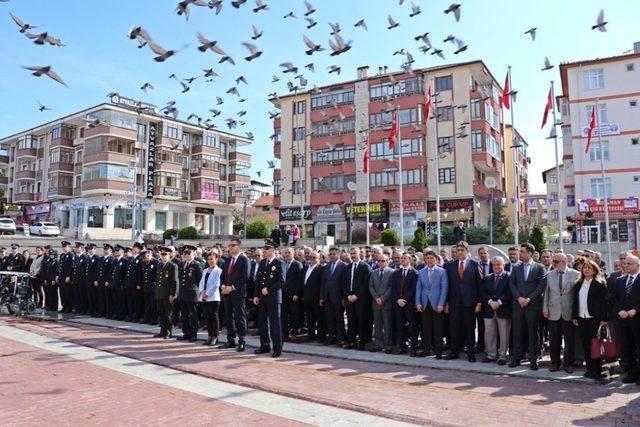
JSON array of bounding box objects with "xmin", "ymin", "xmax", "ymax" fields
[
  {"xmin": 388, "ymin": 111, "xmax": 398, "ymax": 150},
  {"xmin": 585, "ymin": 107, "xmax": 596, "ymax": 154},
  {"xmin": 423, "ymin": 86, "xmax": 433, "ymax": 123},
  {"xmin": 502, "ymin": 71, "xmax": 511, "ymax": 109},
  {"xmin": 541, "ymin": 87, "xmax": 553, "ymax": 129},
  {"xmin": 363, "ymin": 144, "xmax": 370, "ymax": 173}
]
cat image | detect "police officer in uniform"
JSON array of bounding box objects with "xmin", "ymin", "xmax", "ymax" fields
[
  {"xmin": 154, "ymin": 247, "xmax": 178, "ymax": 338},
  {"xmin": 124, "ymin": 243, "xmax": 144, "ymax": 322},
  {"xmin": 44, "ymin": 250, "xmax": 59, "ymax": 312},
  {"xmin": 72, "ymin": 242, "xmax": 87, "ymax": 314},
  {"xmin": 176, "ymin": 245, "xmax": 203, "ymax": 342},
  {"xmin": 85, "ymin": 243, "xmax": 100, "ymax": 316},
  {"xmin": 56, "ymin": 241, "xmax": 75, "ymax": 313},
  {"xmin": 141, "ymin": 249, "xmax": 159, "ymax": 324},
  {"xmin": 0, "ymin": 247, "xmax": 6, "ymax": 270},
  {"xmin": 96, "ymin": 244, "xmax": 113, "ymax": 317},
  {"xmin": 253, "ymin": 239, "xmax": 284, "ymax": 358},
  {"xmin": 6, "ymin": 243, "xmax": 21, "ymax": 271},
  {"xmin": 107, "ymin": 245, "xmax": 127, "ymax": 320}
]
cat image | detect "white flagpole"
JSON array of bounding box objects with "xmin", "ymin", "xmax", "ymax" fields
[
  {"xmin": 365, "ymin": 130, "xmax": 370, "ymax": 246},
  {"xmin": 397, "ymin": 106, "xmax": 405, "ymax": 250},
  {"xmin": 594, "ymin": 99, "xmax": 613, "ymax": 270},
  {"xmin": 432, "ymin": 84, "xmax": 442, "ymax": 252},
  {"xmin": 509, "ymin": 66, "xmax": 519, "ymax": 246},
  {"xmin": 550, "ymin": 80, "xmax": 564, "ymax": 251}
]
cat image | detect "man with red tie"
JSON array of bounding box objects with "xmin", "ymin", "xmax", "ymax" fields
[
  {"xmin": 391, "ymin": 253, "xmax": 419, "ymax": 356},
  {"xmin": 219, "ymin": 238, "xmax": 251, "ymax": 352},
  {"xmin": 476, "ymin": 246, "xmax": 491, "ymax": 353}
]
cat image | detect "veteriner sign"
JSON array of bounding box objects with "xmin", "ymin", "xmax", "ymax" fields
[{"xmin": 345, "ymin": 202, "xmax": 389, "ymax": 222}]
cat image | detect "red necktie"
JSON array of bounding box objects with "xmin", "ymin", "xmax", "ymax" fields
[
  {"xmin": 494, "ymin": 274, "xmax": 499, "ymax": 290},
  {"xmin": 458, "ymin": 261, "xmax": 465, "ymax": 279},
  {"xmin": 226, "ymin": 257, "xmax": 235, "ymax": 287}
]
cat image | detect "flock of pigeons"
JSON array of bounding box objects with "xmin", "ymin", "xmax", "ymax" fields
[{"xmin": 4, "ymin": 0, "xmax": 610, "ymax": 179}]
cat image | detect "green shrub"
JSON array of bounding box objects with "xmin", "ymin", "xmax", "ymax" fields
[
  {"xmin": 411, "ymin": 227, "xmax": 428, "ymax": 252},
  {"xmin": 380, "ymin": 228, "xmax": 400, "ymax": 246},
  {"xmin": 246, "ymin": 220, "xmax": 269, "ymax": 238},
  {"xmin": 528, "ymin": 223, "xmax": 545, "ymax": 252},
  {"xmin": 466, "ymin": 226, "xmax": 489, "ymax": 244},
  {"xmin": 178, "ymin": 226, "xmax": 198, "ymax": 239},
  {"xmin": 163, "ymin": 228, "xmax": 176, "ymax": 240}
]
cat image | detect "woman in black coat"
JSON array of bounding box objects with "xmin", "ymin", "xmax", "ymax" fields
[{"xmin": 572, "ymin": 259, "xmax": 609, "ymax": 382}]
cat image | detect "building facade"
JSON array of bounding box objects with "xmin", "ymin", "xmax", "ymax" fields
[
  {"xmin": 0, "ymin": 96, "xmax": 252, "ymax": 238},
  {"xmin": 504, "ymin": 125, "xmax": 530, "ymax": 227},
  {"xmin": 272, "ymin": 61, "xmax": 515, "ymax": 243},
  {"xmin": 542, "ymin": 164, "xmax": 564, "ymax": 229},
  {"xmin": 559, "ymin": 43, "xmax": 640, "ymax": 247}
]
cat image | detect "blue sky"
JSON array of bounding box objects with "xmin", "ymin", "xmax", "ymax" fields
[{"xmin": 0, "ymin": 0, "xmax": 637, "ymax": 193}]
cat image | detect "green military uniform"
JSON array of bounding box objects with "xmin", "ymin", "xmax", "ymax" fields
[{"xmin": 154, "ymin": 259, "xmax": 179, "ymax": 338}]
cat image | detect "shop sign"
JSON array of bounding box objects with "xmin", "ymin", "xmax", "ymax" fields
[
  {"xmin": 200, "ymin": 191, "xmax": 219, "ymax": 201},
  {"xmin": 313, "ymin": 204, "xmax": 344, "ymax": 220},
  {"xmin": 345, "ymin": 202, "xmax": 389, "ymax": 222},
  {"xmin": 279, "ymin": 206, "xmax": 312, "ymax": 222},
  {"xmin": 426, "ymin": 198, "xmax": 474, "ymax": 212},
  {"xmin": 196, "ymin": 207, "xmax": 215, "ymax": 215},
  {"xmin": 26, "ymin": 203, "xmax": 50, "ymax": 215},
  {"xmin": 580, "ymin": 122, "xmax": 620, "ymax": 138},
  {"xmin": 146, "ymin": 123, "xmax": 157, "ymax": 197},
  {"xmin": 578, "ymin": 198, "xmax": 639, "ymax": 215},
  {"xmin": 163, "ymin": 188, "xmax": 179, "ymax": 197},
  {"xmin": 110, "ymin": 94, "xmax": 158, "ymax": 114},
  {"xmin": 390, "ymin": 201, "xmax": 427, "ymax": 214}
]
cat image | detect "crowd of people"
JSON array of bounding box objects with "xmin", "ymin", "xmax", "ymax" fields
[{"xmin": 4, "ymin": 238, "xmax": 640, "ymax": 383}]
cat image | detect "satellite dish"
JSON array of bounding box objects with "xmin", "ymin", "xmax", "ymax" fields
[
  {"xmin": 346, "ymin": 181, "xmax": 357, "ymax": 191},
  {"xmin": 484, "ymin": 176, "xmax": 497, "ymax": 189}
]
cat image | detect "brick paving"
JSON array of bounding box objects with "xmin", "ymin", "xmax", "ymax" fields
[{"xmin": 4, "ymin": 316, "xmax": 640, "ymax": 426}]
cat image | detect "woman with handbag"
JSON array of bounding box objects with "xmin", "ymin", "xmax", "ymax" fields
[
  {"xmin": 572, "ymin": 259, "xmax": 609, "ymax": 382},
  {"xmin": 198, "ymin": 250, "xmax": 222, "ymax": 346}
]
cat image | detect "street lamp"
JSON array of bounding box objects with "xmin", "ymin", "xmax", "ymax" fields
[
  {"xmin": 129, "ymin": 155, "xmax": 139, "ymax": 241},
  {"xmin": 484, "ymin": 176, "xmax": 498, "ymax": 245}
]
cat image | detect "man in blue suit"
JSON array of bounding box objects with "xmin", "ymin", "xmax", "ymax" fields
[
  {"xmin": 445, "ymin": 241, "xmax": 483, "ymax": 362},
  {"xmin": 253, "ymin": 239, "xmax": 284, "ymax": 358},
  {"xmin": 416, "ymin": 250, "xmax": 448, "ymax": 358},
  {"xmin": 481, "ymin": 256, "xmax": 512, "ymax": 365},
  {"xmin": 320, "ymin": 247, "xmax": 348, "ymax": 347},
  {"xmin": 220, "ymin": 238, "xmax": 251, "ymax": 352}
]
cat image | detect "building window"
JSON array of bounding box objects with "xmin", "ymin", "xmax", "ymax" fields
[
  {"xmin": 293, "ymin": 180, "xmax": 306, "ymax": 194},
  {"xmin": 294, "ymin": 101, "xmax": 306, "ymax": 115},
  {"xmin": 155, "ymin": 212, "xmax": 166, "ymax": 231},
  {"xmin": 74, "ymin": 175, "xmax": 81, "ymax": 188},
  {"xmin": 312, "ymin": 175, "xmax": 356, "ymax": 192},
  {"xmin": 583, "ymin": 69, "xmax": 604, "ymax": 90},
  {"xmin": 586, "ymin": 104, "xmax": 607, "ymax": 124},
  {"xmin": 162, "ymin": 123, "xmax": 182, "ymax": 139},
  {"xmin": 471, "ymin": 131, "xmax": 484, "ymax": 151},
  {"xmin": 436, "ymin": 106, "xmax": 453, "ymax": 121},
  {"xmin": 633, "ymin": 175, "xmax": 640, "ymax": 184},
  {"xmin": 470, "ymin": 100, "xmax": 481, "ymax": 119},
  {"xmin": 590, "ymin": 177, "xmax": 611, "ymax": 198},
  {"xmin": 311, "ymin": 89, "xmax": 355, "ymax": 109},
  {"xmin": 369, "ymin": 108, "xmax": 419, "ymax": 130},
  {"xmin": 274, "ymin": 128, "xmax": 282, "ymax": 143},
  {"xmin": 368, "ymin": 138, "xmax": 422, "ymax": 160},
  {"xmin": 549, "ymin": 174, "xmax": 558, "ymax": 184},
  {"xmin": 313, "ymin": 118, "xmax": 355, "ymax": 136},
  {"xmin": 137, "ymin": 123, "xmax": 146, "ymax": 142},
  {"xmin": 294, "ymin": 127, "xmax": 306, "ymax": 141},
  {"xmin": 37, "ymin": 159, "xmax": 43, "ymax": 171},
  {"xmin": 293, "ymin": 154, "xmax": 306, "ymax": 168},
  {"xmin": 369, "ymin": 77, "xmax": 423, "ymax": 100},
  {"xmin": 550, "ymin": 192, "xmax": 558, "ymax": 201},
  {"xmin": 435, "ymin": 75, "xmax": 453, "ymax": 91},
  {"xmin": 311, "ymin": 145, "xmax": 356, "ymax": 164},
  {"xmin": 219, "ymin": 186, "xmax": 226, "ymax": 202},
  {"xmin": 439, "ymin": 168, "xmax": 455, "ymax": 184},
  {"xmin": 273, "ymin": 179, "xmax": 282, "ymax": 195},
  {"xmin": 552, "ymin": 210, "xmax": 559, "ymax": 220},
  {"xmin": 75, "ymin": 150, "xmax": 83, "ymax": 163},
  {"xmin": 589, "ymin": 141, "xmax": 609, "ymax": 161},
  {"xmin": 626, "ymin": 64, "xmax": 635, "ymax": 72},
  {"xmin": 437, "ymin": 137, "xmax": 454, "ymax": 154},
  {"xmin": 369, "ymin": 169, "xmax": 423, "ymax": 187},
  {"xmin": 83, "ymin": 163, "xmax": 134, "ymax": 182}
]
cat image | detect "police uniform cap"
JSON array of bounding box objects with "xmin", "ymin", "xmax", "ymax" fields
[
  {"xmin": 158, "ymin": 246, "xmax": 172, "ymax": 254},
  {"xmin": 124, "ymin": 247, "xmax": 132, "ymax": 252},
  {"xmin": 75, "ymin": 242, "xmax": 85, "ymax": 248},
  {"xmin": 263, "ymin": 239, "xmax": 277, "ymax": 249},
  {"xmin": 61, "ymin": 241, "xmax": 71, "ymax": 247},
  {"xmin": 114, "ymin": 244, "xmax": 125, "ymax": 252},
  {"xmin": 140, "ymin": 249, "xmax": 150, "ymax": 256},
  {"xmin": 103, "ymin": 244, "xmax": 113, "ymax": 251},
  {"xmin": 11, "ymin": 243, "xmax": 20, "ymax": 249},
  {"xmin": 49, "ymin": 250, "xmax": 58, "ymax": 256},
  {"xmin": 0, "ymin": 247, "xmax": 5, "ymax": 252},
  {"xmin": 183, "ymin": 244, "xmax": 197, "ymax": 251},
  {"xmin": 133, "ymin": 242, "xmax": 145, "ymax": 250},
  {"xmin": 86, "ymin": 243, "xmax": 97, "ymax": 250}
]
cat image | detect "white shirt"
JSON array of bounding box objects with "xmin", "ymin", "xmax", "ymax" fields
[
  {"xmin": 523, "ymin": 261, "xmax": 534, "ymax": 280},
  {"xmin": 350, "ymin": 261, "xmax": 359, "ymax": 290},
  {"xmin": 578, "ymin": 278, "xmax": 592, "ymax": 318},
  {"xmin": 305, "ymin": 264, "xmax": 316, "ymax": 285}
]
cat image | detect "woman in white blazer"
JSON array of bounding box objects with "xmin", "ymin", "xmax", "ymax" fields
[{"xmin": 199, "ymin": 250, "xmax": 222, "ymax": 346}]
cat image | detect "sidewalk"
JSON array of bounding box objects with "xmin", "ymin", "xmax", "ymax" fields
[{"xmin": 23, "ymin": 311, "xmax": 612, "ymax": 384}]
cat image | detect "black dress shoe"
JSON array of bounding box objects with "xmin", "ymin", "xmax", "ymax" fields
[
  {"xmin": 344, "ymin": 342, "xmax": 355, "ymax": 350},
  {"xmin": 530, "ymin": 360, "xmax": 539, "ymax": 371},
  {"xmin": 509, "ymin": 359, "xmax": 521, "ymax": 368},
  {"xmin": 271, "ymin": 351, "xmax": 281, "ymax": 358},
  {"xmin": 203, "ymin": 338, "xmax": 213, "ymax": 346},
  {"xmin": 409, "ymin": 349, "xmax": 417, "ymax": 357},
  {"xmin": 254, "ymin": 347, "xmax": 271, "ymax": 354},
  {"xmin": 335, "ymin": 340, "xmax": 344, "ymax": 348},
  {"xmin": 189, "ymin": 337, "xmax": 197, "ymax": 343},
  {"xmin": 219, "ymin": 341, "xmax": 236, "ymax": 349},
  {"xmin": 481, "ymin": 357, "xmax": 496, "ymax": 363},
  {"xmin": 497, "ymin": 359, "xmax": 506, "ymax": 366},
  {"xmin": 621, "ymin": 374, "xmax": 637, "ymax": 383},
  {"xmin": 444, "ymin": 353, "xmax": 459, "ymax": 360},
  {"xmin": 153, "ymin": 332, "xmax": 166, "ymax": 338},
  {"xmin": 435, "ymin": 352, "xmax": 442, "ymax": 360},
  {"xmin": 467, "ymin": 353, "xmax": 476, "ymax": 363},
  {"xmin": 237, "ymin": 342, "xmax": 245, "ymax": 352},
  {"xmin": 176, "ymin": 336, "xmax": 189, "ymax": 341}
]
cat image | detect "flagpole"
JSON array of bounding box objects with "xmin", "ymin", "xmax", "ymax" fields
[
  {"xmin": 508, "ymin": 66, "xmax": 519, "ymax": 246},
  {"xmin": 594, "ymin": 99, "xmax": 613, "ymax": 271},
  {"xmin": 365, "ymin": 129, "xmax": 370, "ymax": 247},
  {"xmin": 432, "ymin": 86, "xmax": 442, "ymax": 253},
  {"xmin": 397, "ymin": 106, "xmax": 405, "ymax": 250},
  {"xmin": 550, "ymin": 80, "xmax": 564, "ymax": 251}
]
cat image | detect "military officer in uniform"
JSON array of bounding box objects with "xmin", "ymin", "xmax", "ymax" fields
[
  {"xmin": 124, "ymin": 242, "xmax": 144, "ymax": 322},
  {"xmin": 72, "ymin": 242, "xmax": 87, "ymax": 314},
  {"xmin": 154, "ymin": 247, "xmax": 178, "ymax": 338},
  {"xmin": 85, "ymin": 243, "xmax": 100, "ymax": 316},
  {"xmin": 96, "ymin": 244, "xmax": 113, "ymax": 317},
  {"xmin": 253, "ymin": 239, "xmax": 284, "ymax": 358},
  {"xmin": 44, "ymin": 250, "xmax": 59, "ymax": 312},
  {"xmin": 56, "ymin": 241, "xmax": 75, "ymax": 313},
  {"xmin": 176, "ymin": 245, "xmax": 203, "ymax": 342},
  {"xmin": 107, "ymin": 245, "xmax": 127, "ymax": 320},
  {"xmin": 141, "ymin": 249, "xmax": 159, "ymax": 324}
]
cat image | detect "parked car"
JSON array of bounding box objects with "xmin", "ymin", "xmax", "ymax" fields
[
  {"xmin": 0, "ymin": 218, "xmax": 16, "ymax": 235},
  {"xmin": 29, "ymin": 222, "xmax": 60, "ymax": 236}
]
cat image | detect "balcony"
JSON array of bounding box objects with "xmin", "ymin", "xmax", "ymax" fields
[
  {"xmin": 49, "ymin": 162, "xmax": 74, "ymax": 173},
  {"xmin": 229, "ymin": 173, "xmax": 251, "ymax": 184},
  {"xmin": 50, "ymin": 136, "xmax": 74, "ymax": 149},
  {"xmin": 473, "ymin": 183, "xmax": 504, "ymax": 198},
  {"xmin": 15, "ymin": 170, "xmax": 36, "ymax": 180},
  {"xmin": 84, "ymin": 151, "xmax": 134, "ymax": 165},
  {"xmin": 311, "ymin": 192, "xmax": 349, "ymax": 206},
  {"xmin": 228, "ymin": 196, "xmax": 247, "ymax": 205},
  {"xmin": 190, "ymin": 168, "xmax": 220, "ymax": 180},
  {"xmin": 0, "ymin": 155, "xmax": 9, "ymax": 164},
  {"xmin": 0, "ymin": 177, "xmax": 7, "ymax": 185},
  {"xmin": 14, "ymin": 192, "xmax": 35, "ymax": 202},
  {"xmin": 154, "ymin": 187, "xmax": 182, "ymax": 199},
  {"xmin": 472, "ymin": 151, "xmax": 502, "ymax": 174},
  {"xmin": 229, "ymin": 151, "xmax": 251, "ymax": 168},
  {"xmin": 274, "ymin": 141, "xmax": 281, "ymax": 159},
  {"xmin": 47, "ymin": 187, "xmax": 73, "ymax": 198},
  {"xmin": 310, "ymin": 161, "xmax": 356, "ymax": 178},
  {"xmin": 82, "ymin": 179, "xmax": 132, "ymax": 194},
  {"xmin": 191, "ymin": 191, "xmax": 220, "ymax": 203},
  {"xmin": 16, "ymin": 147, "xmax": 37, "ymax": 158},
  {"xmin": 156, "ymin": 161, "xmax": 183, "ymax": 174},
  {"xmin": 192, "ymin": 145, "xmax": 221, "ymax": 156},
  {"xmin": 84, "ymin": 124, "xmax": 137, "ymax": 141}
]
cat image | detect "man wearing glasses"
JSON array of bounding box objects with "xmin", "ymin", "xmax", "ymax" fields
[
  {"xmin": 219, "ymin": 238, "xmax": 250, "ymax": 352},
  {"xmin": 542, "ymin": 253, "xmax": 579, "ymax": 373}
]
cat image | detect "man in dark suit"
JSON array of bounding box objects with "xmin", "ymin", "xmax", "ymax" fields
[
  {"xmin": 509, "ymin": 242, "xmax": 547, "ymax": 370},
  {"xmin": 253, "ymin": 239, "xmax": 284, "ymax": 357},
  {"xmin": 176, "ymin": 245, "xmax": 203, "ymax": 342},
  {"xmin": 481, "ymin": 256, "xmax": 512, "ymax": 365},
  {"xmin": 504, "ymin": 246, "xmax": 520, "ymax": 272},
  {"xmin": 343, "ymin": 247, "xmax": 373, "ymax": 350},
  {"xmin": 445, "ymin": 241, "xmax": 482, "ymax": 362},
  {"xmin": 281, "ymin": 247, "xmax": 303, "ymax": 342},
  {"xmin": 96, "ymin": 244, "xmax": 113, "ymax": 317},
  {"xmin": 612, "ymin": 255, "xmax": 640, "ymax": 384},
  {"xmin": 391, "ymin": 252, "xmax": 419, "ymax": 356},
  {"xmin": 141, "ymin": 249, "xmax": 159, "ymax": 324},
  {"xmin": 84, "ymin": 243, "xmax": 100, "ymax": 316},
  {"xmin": 320, "ymin": 247, "xmax": 348, "ymax": 347},
  {"xmin": 154, "ymin": 247, "xmax": 178, "ymax": 339},
  {"xmin": 124, "ymin": 242, "xmax": 144, "ymax": 322},
  {"xmin": 302, "ymin": 251, "xmax": 325, "ymax": 342},
  {"xmin": 247, "ymin": 249, "xmax": 262, "ymax": 327},
  {"xmin": 71, "ymin": 242, "xmax": 88, "ymax": 314},
  {"xmin": 56, "ymin": 241, "xmax": 75, "ymax": 313},
  {"xmin": 219, "ymin": 238, "xmax": 250, "ymax": 351},
  {"xmin": 107, "ymin": 245, "xmax": 128, "ymax": 320}
]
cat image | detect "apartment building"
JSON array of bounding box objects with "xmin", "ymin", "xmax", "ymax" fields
[
  {"xmin": 0, "ymin": 95, "xmax": 252, "ymax": 238},
  {"xmin": 542, "ymin": 164, "xmax": 564, "ymax": 228},
  {"xmin": 559, "ymin": 43, "xmax": 640, "ymax": 248},
  {"xmin": 504, "ymin": 124, "xmax": 530, "ymax": 224},
  {"xmin": 272, "ymin": 60, "xmax": 515, "ymax": 243}
]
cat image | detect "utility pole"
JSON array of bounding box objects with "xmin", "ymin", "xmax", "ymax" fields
[{"xmin": 550, "ymin": 80, "xmax": 564, "ymax": 251}]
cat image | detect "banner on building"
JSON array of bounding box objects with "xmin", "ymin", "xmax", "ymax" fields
[
  {"xmin": 390, "ymin": 201, "xmax": 427, "ymax": 214},
  {"xmin": 426, "ymin": 198, "xmax": 474, "ymax": 212},
  {"xmin": 146, "ymin": 123, "xmax": 156, "ymax": 197},
  {"xmin": 345, "ymin": 202, "xmax": 389, "ymax": 222},
  {"xmin": 279, "ymin": 206, "xmax": 312, "ymax": 222},
  {"xmin": 578, "ymin": 198, "xmax": 639, "ymax": 215}
]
